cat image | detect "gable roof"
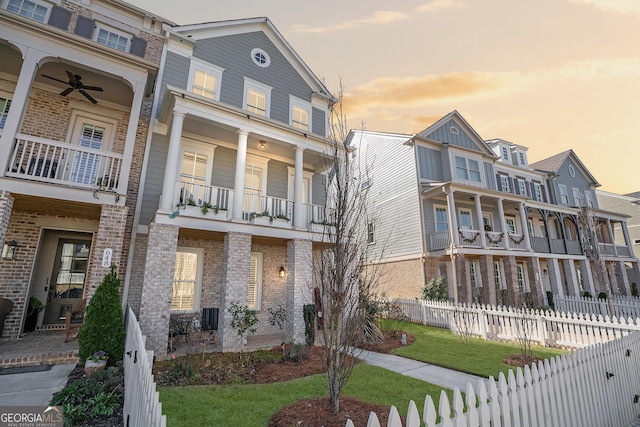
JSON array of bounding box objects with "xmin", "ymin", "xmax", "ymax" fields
[
  {"xmin": 530, "ymin": 149, "xmax": 600, "ymax": 187},
  {"xmin": 414, "ymin": 110, "xmax": 497, "ymax": 157},
  {"xmin": 171, "ymin": 17, "xmax": 334, "ymax": 102}
]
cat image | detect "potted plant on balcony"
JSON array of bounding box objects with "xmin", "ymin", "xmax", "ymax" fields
[
  {"xmin": 250, "ymin": 209, "xmax": 273, "ymax": 226},
  {"xmin": 23, "ymin": 297, "xmax": 44, "ymax": 333},
  {"xmin": 270, "ymin": 213, "xmax": 291, "ymax": 228}
]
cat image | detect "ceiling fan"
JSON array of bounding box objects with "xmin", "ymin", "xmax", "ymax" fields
[{"xmin": 41, "ymin": 70, "xmax": 103, "ymax": 104}]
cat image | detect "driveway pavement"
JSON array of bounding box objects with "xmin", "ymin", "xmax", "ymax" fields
[{"xmin": 0, "ymin": 363, "xmax": 75, "ymax": 406}]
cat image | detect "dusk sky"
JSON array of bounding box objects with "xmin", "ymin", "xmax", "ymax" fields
[{"xmin": 129, "ymin": 0, "xmax": 640, "ymax": 194}]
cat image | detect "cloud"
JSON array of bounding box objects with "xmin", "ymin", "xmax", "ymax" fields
[
  {"xmin": 566, "ymin": 0, "xmax": 640, "ymax": 16},
  {"xmin": 291, "ymin": 10, "xmax": 410, "ymax": 33},
  {"xmin": 416, "ymin": 0, "xmax": 466, "ymax": 13}
]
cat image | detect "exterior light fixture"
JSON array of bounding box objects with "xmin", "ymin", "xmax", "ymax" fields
[
  {"xmin": 259, "ymin": 140, "xmax": 266, "ymax": 150},
  {"xmin": 1, "ymin": 240, "xmax": 18, "ymax": 259},
  {"xmin": 279, "ymin": 266, "xmax": 286, "ymax": 278}
]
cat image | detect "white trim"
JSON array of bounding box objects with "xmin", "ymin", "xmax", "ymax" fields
[
  {"xmin": 458, "ymin": 207, "xmax": 473, "ymax": 230},
  {"xmin": 93, "ymin": 22, "xmax": 133, "ymax": 53},
  {"xmin": 249, "ymin": 252, "xmax": 263, "ymax": 310},
  {"xmin": 243, "ymin": 77, "xmax": 272, "ymax": 117},
  {"xmin": 287, "ymin": 166, "xmax": 312, "ymax": 203},
  {"xmin": 434, "ymin": 205, "xmax": 449, "ymax": 232},
  {"xmin": 187, "ymin": 58, "xmax": 224, "ymax": 101},
  {"xmin": 171, "ymin": 247, "xmax": 204, "ymax": 313},
  {"xmin": 559, "ymin": 184, "xmax": 569, "ymax": 205},
  {"xmin": 250, "ymin": 48, "xmax": 271, "ymax": 68},
  {"xmin": 289, "ymin": 95, "xmax": 312, "ymax": 131},
  {"xmin": 3, "ymin": 0, "xmax": 52, "ymax": 24},
  {"xmin": 450, "ymin": 150, "xmax": 483, "ymax": 186}
]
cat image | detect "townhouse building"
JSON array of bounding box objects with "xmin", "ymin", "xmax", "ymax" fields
[
  {"xmin": 597, "ymin": 190, "xmax": 640, "ymax": 267},
  {"xmin": 353, "ymin": 111, "xmax": 639, "ymax": 306},
  {"xmin": 0, "ymin": 0, "xmax": 170, "ymax": 338},
  {"xmin": 127, "ymin": 18, "xmax": 338, "ymax": 355}
]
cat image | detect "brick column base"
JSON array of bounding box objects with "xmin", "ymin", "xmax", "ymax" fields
[
  {"xmin": 286, "ymin": 239, "xmax": 312, "ymax": 344},
  {"xmin": 0, "ymin": 191, "xmax": 14, "ymax": 244}
]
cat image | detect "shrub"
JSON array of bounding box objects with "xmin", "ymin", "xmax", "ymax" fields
[
  {"xmin": 546, "ymin": 291, "xmax": 555, "ymax": 310},
  {"xmin": 632, "ymin": 283, "xmax": 638, "ymax": 297},
  {"xmin": 598, "ymin": 292, "xmax": 608, "ymax": 300},
  {"xmin": 302, "ymin": 304, "xmax": 316, "ymax": 347},
  {"xmin": 422, "ymin": 276, "xmax": 448, "ymax": 301},
  {"xmin": 78, "ymin": 265, "xmax": 125, "ymax": 364},
  {"xmin": 583, "ymin": 291, "xmax": 593, "ymax": 299}
]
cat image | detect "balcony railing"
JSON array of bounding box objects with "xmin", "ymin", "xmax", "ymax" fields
[
  {"xmin": 177, "ymin": 181, "xmax": 232, "ymax": 212},
  {"xmin": 243, "ymin": 194, "xmax": 293, "ymax": 222},
  {"xmin": 6, "ymin": 134, "xmax": 122, "ymax": 190}
]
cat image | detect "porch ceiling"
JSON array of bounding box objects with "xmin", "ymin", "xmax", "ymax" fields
[
  {"xmin": 12, "ymin": 194, "xmax": 101, "ymax": 219},
  {"xmin": 177, "ymin": 228, "xmax": 289, "ymax": 247}
]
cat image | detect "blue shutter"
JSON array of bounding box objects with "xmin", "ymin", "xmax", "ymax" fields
[
  {"xmin": 74, "ymin": 16, "xmax": 95, "ymax": 39},
  {"xmin": 48, "ymin": 5, "xmax": 71, "ymax": 30}
]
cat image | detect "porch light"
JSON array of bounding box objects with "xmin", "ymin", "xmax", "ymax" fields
[
  {"xmin": 1, "ymin": 240, "xmax": 18, "ymax": 259},
  {"xmin": 259, "ymin": 140, "xmax": 266, "ymax": 150},
  {"xmin": 279, "ymin": 266, "xmax": 287, "ymax": 278}
]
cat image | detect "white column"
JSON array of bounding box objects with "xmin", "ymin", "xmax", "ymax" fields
[
  {"xmin": 474, "ymin": 195, "xmax": 487, "ymax": 248},
  {"xmin": 446, "ymin": 189, "xmax": 459, "ymax": 247},
  {"xmin": 160, "ymin": 110, "xmax": 186, "ymax": 210},
  {"xmin": 606, "ymin": 219, "xmax": 618, "ymax": 256},
  {"xmin": 621, "ymin": 222, "xmax": 633, "ymax": 253},
  {"xmin": 293, "ymin": 147, "xmax": 305, "ymax": 229},
  {"xmin": 497, "ymin": 198, "xmax": 510, "ymax": 249},
  {"xmin": 0, "ymin": 47, "xmax": 43, "ymax": 175},
  {"xmin": 232, "ymin": 130, "xmax": 249, "ymax": 221},
  {"xmin": 519, "ymin": 203, "xmax": 532, "ymax": 251},
  {"xmin": 116, "ymin": 79, "xmax": 146, "ymax": 196}
]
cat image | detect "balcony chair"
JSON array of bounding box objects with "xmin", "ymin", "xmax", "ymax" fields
[{"xmin": 64, "ymin": 298, "xmax": 87, "ymax": 342}]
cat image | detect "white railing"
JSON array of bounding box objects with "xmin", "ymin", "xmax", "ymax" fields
[
  {"xmin": 429, "ymin": 231, "xmax": 450, "ymax": 251},
  {"xmin": 123, "ymin": 306, "xmax": 166, "ymax": 427},
  {"xmin": 177, "ymin": 181, "xmax": 232, "ymax": 212},
  {"xmin": 347, "ymin": 330, "xmax": 640, "ymax": 427},
  {"xmin": 395, "ymin": 299, "xmax": 640, "ymax": 348},
  {"xmin": 507, "ymin": 233, "xmax": 527, "ymax": 250},
  {"xmin": 458, "ymin": 229, "xmax": 482, "ymax": 248},
  {"xmin": 243, "ymin": 193, "xmax": 293, "ymax": 221},
  {"xmin": 485, "ymin": 231, "xmax": 506, "ymax": 249},
  {"xmin": 555, "ymin": 295, "xmax": 640, "ymax": 320},
  {"xmin": 7, "ymin": 133, "xmax": 122, "ymax": 190}
]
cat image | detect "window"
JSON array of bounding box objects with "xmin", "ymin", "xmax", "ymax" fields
[
  {"xmin": 500, "ymin": 175, "xmax": 510, "ymax": 193},
  {"xmin": 501, "ymin": 146, "xmax": 509, "ymax": 161},
  {"xmin": 179, "ymin": 144, "xmax": 213, "ymax": 204},
  {"xmin": 533, "ymin": 183, "xmax": 543, "ymax": 201},
  {"xmin": 559, "ymin": 184, "xmax": 569, "ymax": 205},
  {"xmin": 494, "ymin": 261, "xmax": 505, "ymax": 290},
  {"xmin": 527, "ymin": 219, "xmax": 534, "ymax": 237},
  {"xmin": 251, "ymin": 48, "xmax": 271, "ymax": 68},
  {"xmin": 518, "ymin": 152, "xmax": 526, "ymax": 166},
  {"xmin": 458, "ymin": 209, "xmax": 472, "ymax": 230},
  {"xmin": 572, "ymin": 188, "xmax": 582, "ymax": 206},
  {"xmin": 6, "ymin": 0, "xmax": 50, "ymax": 23},
  {"xmin": 505, "ymin": 216, "xmax": 517, "ymax": 234},
  {"xmin": 0, "ymin": 97, "xmax": 11, "ymax": 129},
  {"xmin": 516, "ymin": 262, "xmax": 528, "ymax": 293},
  {"xmin": 72, "ymin": 124, "xmax": 106, "ymax": 184},
  {"xmin": 248, "ymin": 252, "xmax": 263, "ymax": 310},
  {"xmin": 454, "ymin": 156, "xmax": 481, "ymax": 183},
  {"xmin": 470, "ymin": 261, "xmax": 481, "ymax": 288},
  {"xmin": 517, "ymin": 179, "xmax": 527, "ymax": 196},
  {"xmin": 290, "ymin": 96, "xmax": 311, "ymax": 131},
  {"xmin": 244, "ymin": 164, "xmax": 265, "ymax": 212},
  {"xmin": 483, "ymin": 214, "xmax": 493, "ymax": 231},
  {"xmin": 94, "ymin": 23, "xmax": 131, "ymax": 52},
  {"xmin": 584, "ymin": 191, "xmax": 595, "ymax": 208},
  {"xmin": 243, "ymin": 78, "xmax": 272, "ymax": 117},
  {"xmin": 435, "ymin": 206, "xmax": 448, "ymax": 232},
  {"xmin": 171, "ymin": 248, "xmax": 203, "ymax": 312},
  {"xmin": 367, "ymin": 222, "xmax": 375, "ymax": 244},
  {"xmin": 634, "ymin": 239, "xmax": 640, "ymax": 245},
  {"xmin": 67, "ymin": 112, "xmax": 115, "ymax": 185},
  {"xmin": 568, "ymin": 164, "xmax": 576, "ymax": 177},
  {"xmin": 187, "ymin": 59, "xmax": 224, "ymax": 101}
]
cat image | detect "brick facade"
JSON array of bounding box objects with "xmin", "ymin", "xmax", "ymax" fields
[
  {"xmin": 374, "ymin": 257, "xmax": 425, "ymax": 299},
  {"xmin": 286, "ymin": 240, "xmax": 312, "ymax": 344},
  {"xmin": 0, "ymin": 191, "xmax": 13, "ymax": 246}
]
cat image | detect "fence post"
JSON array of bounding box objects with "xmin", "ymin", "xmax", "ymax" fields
[
  {"xmin": 480, "ymin": 310, "xmax": 488, "ymax": 340},
  {"xmin": 538, "ymin": 315, "xmax": 547, "ymax": 347}
]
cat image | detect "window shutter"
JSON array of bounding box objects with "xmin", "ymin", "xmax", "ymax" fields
[
  {"xmin": 496, "ymin": 174, "xmax": 502, "ymax": 191},
  {"xmin": 528, "ymin": 182, "xmax": 534, "ymax": 200},
  {"xmin": 514, "ymin": 181, "xmax": 520, "ymax": 195},
  {"xmin": 541, "ymin": 185, "xmax": 547, "ymax": 203},
  {"xmin": 130, "ymin": 36, "xmax": 147, "ymax": 58},
  {"xmin": 508, "ymin": 177, "xmax": 515, "ymax": 194},
  {"xmin": 48, "ymin": 5, "xmax": 71, "ymax": 30},
  {"xmin": 248, "ymin": 256, "xmax": 258, "ymax": 309},
  {"xmin": 74, "ymin": 15, "xmax": 95, "ymax": 39}
]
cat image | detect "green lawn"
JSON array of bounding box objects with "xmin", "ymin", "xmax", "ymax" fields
[
  {"xmin": 159, "ymin": 364, "xmax": 450, "ymax": 426},
  {"xmin": 390, "ymin": 321, "xmax": 567, "ymax": 379}
]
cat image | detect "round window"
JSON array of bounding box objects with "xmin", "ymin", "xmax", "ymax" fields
[
  {"xmin": 568, "ymin": 164, "xmax": 575, "ymax": 177},
  {"xmin": 251, "ymin": 48, "xmax": 270, "ymax": 68}
]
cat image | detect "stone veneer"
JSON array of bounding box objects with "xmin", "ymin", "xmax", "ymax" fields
[
  {"xmin": 138, "ymin": 223, "xmax": 179, "ymax": 357},
  {"xmin": 286, "ymin": 240, "xmax": 313, "ymax": 344},
  {"xmin": 0, "ymin": 191, "xmax": 13, "ymax": 244}
]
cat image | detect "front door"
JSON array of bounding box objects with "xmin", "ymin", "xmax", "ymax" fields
[{"xmin": 43, "ymin": 239, "xmax": 91, "ymax": 324}]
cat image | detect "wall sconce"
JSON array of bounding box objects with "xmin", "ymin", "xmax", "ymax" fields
[
  {"xmin": 258, "ymin": 140, "xmax": 266, "ymax": 150},
  {"xmin": 1, "ymin": 240, "xmax": 18, "ymax": 259},
  {"xmin": 279, "ymin": 266, "xmax": 287, "ymax": 278}
]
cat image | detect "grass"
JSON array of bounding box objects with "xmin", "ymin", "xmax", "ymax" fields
[
  {"xmin": 159, "ymin": 364, "xmax": 451, "ymax": 427},
  {"xmin": 390, "ymin": 321, "xmax": 567, "ymax": 379}
]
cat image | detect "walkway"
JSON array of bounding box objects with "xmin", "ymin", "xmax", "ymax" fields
[
  {"xmin": 0, "ymin": 331, "xmax": 79, "ymax": 367},
  {"xmin": 0, "ymin": 363, "xmax": 76, "ymax": 406}
]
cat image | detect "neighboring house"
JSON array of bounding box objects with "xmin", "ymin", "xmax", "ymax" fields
[
  {"xmin": 352, "ymin": 111, "xmax": 639, "ymax": 306},
  {"xmin": 128, "ymin": 18, "xmax": 337, "ymax": 355},
  {"xmin": 597, "ymin": 190, "xmax": 640, "ymax": 281},
  {"xmin": 0, "ymin": 0, "xmax": 170, "ymax": 339}
]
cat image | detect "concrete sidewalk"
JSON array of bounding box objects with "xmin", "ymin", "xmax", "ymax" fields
[
  {"xmin": 358, "ymin": 349, "xmax": 488, "ymax": 391},
  {"xmin": 0, "ymin": 363, "xmax": 76, "ymax": 406}
]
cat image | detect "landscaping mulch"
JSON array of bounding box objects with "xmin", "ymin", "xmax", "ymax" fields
[{"xmin": 503, "ymin": 353, "xmax": 543, "ymax": 368}]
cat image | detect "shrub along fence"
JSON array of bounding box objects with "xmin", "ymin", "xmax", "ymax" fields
[
  {"xmin": 396, "ymin": 299, "xmax": 640, "ymax": 349},
  {"xmin": 346, "ymin": 329, "xmax": 640, "ymax": 427},
  {"xmin": 123, "ymin": 306, "xmax": 166, "ymax": 427},
  {"xmin": 554, "ymin": 295, "xmax": 640, "ymax": 320}
]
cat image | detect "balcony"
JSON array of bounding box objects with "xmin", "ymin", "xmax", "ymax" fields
[{"xmin": 5, "ymin": 134, "xmax": 122, "ymax": 192}]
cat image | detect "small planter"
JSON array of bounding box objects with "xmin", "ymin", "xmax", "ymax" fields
[
  {"xmin": 251, "ymin": 216, "xmax": 272, "ymax": 226},
  {"xmin": 310, "ymin": 223, "xmax": 334, "ymax": 234},
  {"xmin": 84, "ymin": 359, "xmax": 107, "ymax": 376}
]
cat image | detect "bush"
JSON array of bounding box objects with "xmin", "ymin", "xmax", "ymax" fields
[
  {"xmin": 302, "ymin": 304, "xmax": 316, "ymax": 347},
  {"xmin": 583, "ymin": 291, "xmax": 593, "ymax": 299},
  {"xmin": 78, "ymin": 265, "xmax": 125, "ymax": 364},
  {"xmin": 422, "ymin": 276, "xmax": 448, "ymax": 301},
  {"xmin": 598, "ymin": 292, "xmax": 608, "ymax": 300},
  {"xmin": 632, "ymin": 283, "xmax": 638, "ymax": 297}
]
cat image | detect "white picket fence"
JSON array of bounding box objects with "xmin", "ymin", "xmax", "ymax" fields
[
  {"xmin": 346, "ymin": 330, "xmax": 640, "ymax": 427},
  {"xmin": 395, "ymin": 299, "xmax": 640, "ymax": 348},
  {"xmin": 555, "ymin": 295, "xmax": 640, "ymax": 320},
  {"xmin": 123, "ymin": 306, "xmax": 166, "ymax": 427}
]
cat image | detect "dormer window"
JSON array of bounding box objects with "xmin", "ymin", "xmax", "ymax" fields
[
  {"xmin": 501, "ymin": 146, "xmax": 509, "ymax": 161},
  {"xmin": 6, "ymin": 0, "xmax": 50, "ymax": 23},
  {"xmin": 94, "ymin": 23, "xmax": 131, "ymax": 52},
  {"xmin": 518, "ymin": 152, "xmax": 526, "ymax": 166}
]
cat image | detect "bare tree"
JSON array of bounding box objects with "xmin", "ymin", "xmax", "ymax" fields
[{"xmin": 313, "ymin": 78, "xmax": 382, "ymax": 415}]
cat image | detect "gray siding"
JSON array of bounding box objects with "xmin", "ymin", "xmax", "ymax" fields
[
  {"xmin": 211, "ymin": 146, "xmax": 236, "ymax": 189},
  {"xmin": 157, "ymin": 51, "xmax": 190, "ymax": 118},
  {"xmin": 416, "ymin": 146, "xmax": 443, "ymax": 181},
  {"xmin": 192, "ymin": 32, "xmax": 323, "ymax": 136},
  {"xmin": 422, "ymin": 119, "xmax": 483, "ymax": 152},
  {"xmin": 140, "ymin": 136, "xmax": 169, "ymax": 225},
  {"xmin": 312, "ymin": 174, "xmax": 326, "ymax": 205},
  {"xmin": 554, "ymin": 158, "xmax": 598, "ymax": 208},
  {"xmin": 484, "ymin": 162, "xmax": 496, "ymax": 190},
  {"xmin": 266, "ymin": 160, "xmax": 288, "ymax": 199},
  {"xmin": 311, "ymin": 107, "xmax": 325, "ymax": 137}
]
